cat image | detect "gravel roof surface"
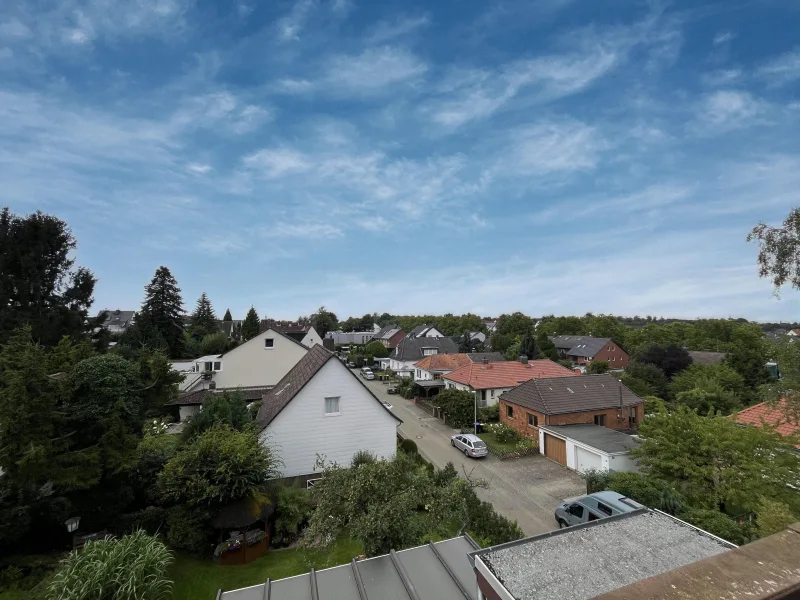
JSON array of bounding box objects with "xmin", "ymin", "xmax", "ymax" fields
[{"xmin": 482, "ymin": 512, "xmax": 732, "ymax": 600}]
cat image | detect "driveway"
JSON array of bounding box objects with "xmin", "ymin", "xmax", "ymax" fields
[{"xmin": 361, "ymin": 376, "xmax": 587, "ymax": 536}]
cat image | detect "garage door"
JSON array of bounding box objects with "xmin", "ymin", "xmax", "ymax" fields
[
  {"xmin": 575, "ymin": 446, "xmax": 603, "ymax": 473},
  {"xmin": 544, "ymin": 434, "xmax": 567, "ymax": 466}
]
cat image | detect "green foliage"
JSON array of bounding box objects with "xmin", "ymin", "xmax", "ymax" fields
[
  {"xmin": 189, "ymin": 292, "xmax": 217, "ymax": 339},
  {"xmin": 643, "ymin": 396, "xmax": 667, "ymax": 415},
  {"xmin": 399, "ymin": 439, "xmax": 418, "ymax": 455},
  {"xmin": 222, "ymin": 309, "xmax": 233, "ymax": 322},
  {"xmin": 128, "ymin": 435, "xmax": 180, "ymax": 505},
  {"xmin": 0, "ymin": 208, "xmax": 96, "ymax": 347},
  {"xmin": 180, "ymin": 392, "xmax": 252, "ymax": 443},
  {"xmin": 115, "ymin": 506, "xmax": 168, "ymax": 536},
  {"xmin": 241, "ymin": 307, "xmax": 260, "ymax": 341},
  {"xmin": 675, "ymin": 377, "xmax": 741, "ymax": 415},
  {"xmin": 637, "ymin": 345, "xmax": 692, "ymax": 379},
  {"xmin": 557, "ymin": 359, "xmax": 573, "ymax": 370},
  {"xmin": 364, "ymin": 340, "xmax": 388, "ymax": 358},
  {"xmin": 490, "ymin": 312, "xmax": 535, "ymax": 353},
  {"xmin": 310, "ymin": 306, "xmax": 338, "ymax": 338},
  {"xmin": 159, "ymin": 425, "xmax": 280, "ymax": 510},
  {"xmin": 461, "ymin": 485, "xmax": 524, "ymax": 546},
  {"xmin": 588, "ymin": 360, "xmax": 610, "ymax": 374},
  {"xmin": 199, "ymin": 333, "xmax": 228, "ymax": 355},
  {"xmin": 679, "ymin": 509, "xmax": 752, "ymax": 545},
  {"xmin": 47, "ymin": 336, "xmax": 94, "ymax": 374},
  {"xmin": 433, "ymin": 388, "xmax": 476, "ymax": 428},
  {"xmin": 47, "ymin": 530, "xmax": 173, "ymax": 600},
  {"xmin": 478, "ymin": 404, "xmax": 499, "ymax": 422},
  {"xmin": 756, "ymin": 497, "xmax": 798, "ymax": 538},
  {"xmin": 747, "ymin": 207, "xmax": 800, "ymax": 291},
  {"xmin": 136, "ymin": 347, "xmax": 183, "ymax": 419},
  {"xmin": 485, "ymin": 422, "xmax": 520, "ymax": 444},
  {"xmin": 764, "ymin": 338, "xmax": 800, "ymax": 407},
  {"xmin": 634, "ymin": 406, "xmax": 800, "ymax": 513},
  {"xmin": 536, "ymin": 331, "xmax": 559, "ymax": 361},
  {"xmin": 519, "ymin": 333, "xmax": 538, "ymax": 360},
  {"xmin": 303, "ymin": 453, "xmax": 468, "ymax": 556},
  {"xmin": 583, "ymin": 470, "xmax": 684, "ymax": 515},
  {"xmin": 273, "ymin": 485, "xmax": 312, "ymax": 546},
  {"xmin": 670, "ymin": 363, "xmax": 748, "ymax": 403},
  {"xmin": 166, "ymin": 506, "xmax": 211, "ymax": 557},
  {"xmin": 351, "ymin": 449, "xmax": 378, "ymax": 467},
  {"xmin": 137, "ymin": 266, "xmax": 186, "ymax": 358},
  {"xmin": 618, "ymin": 373, "xmax": 655, "ymax": 398},
  {"xmin": 625, "ymin": 361, "xmax": 669, "ymax": 398}
]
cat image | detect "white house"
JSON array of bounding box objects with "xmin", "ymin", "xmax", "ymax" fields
[
  {"xmin": 408, "ymin": 324, "xmax": 446, "ymax": 338},
  {"xmin": 257, "ymin": 345, "xmax": 401, "ymax": 478},
  {"xmin": 389, "ymin": 337, "xmax": 460, "ymax": 378},
  {"xmin": 538, "ymin": 424, "xmax": 640, "ymax": 474},
  {"xmin": 326, "ymin": 330, "xmax": 376, "ymax": 345},
  {"xmin": 260, "ymin": 320, "xmax": 322, "ymax": 348},
  {"xmin": 211, "ymin": 328, "xmax": 308, "ymax": 388}
]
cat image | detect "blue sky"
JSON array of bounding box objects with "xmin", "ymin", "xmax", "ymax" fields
[{"xmin": 1, "ymin": 0, "xmax": 799, "ymax": 321}]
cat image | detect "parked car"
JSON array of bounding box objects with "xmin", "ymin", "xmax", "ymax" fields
[
  {"xmin": 554, "ymin": 491, "xmax": 644, "ymax": 529},
  {"xmin": 382, "ymin": 401, "xmax": 393, "ymax": 410},
  {"xmin": 387, "ymin": 387, "xmax": 398, "ymax": 395},
  {"xmin": 347, "ymin": 361, "xmax": 355, "ymax": 368},
  {"xmin": 450, "ymin": 433, "xmax": 488, "ymax": 458},
  {"xmin": 360, "ymin": 367, "xmax": 375, "ymax": 380}
]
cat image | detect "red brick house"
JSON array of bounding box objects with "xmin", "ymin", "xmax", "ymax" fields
[
  {"xmin": 550, "ymin": 335, "xmax": 629, "ymax": 368},
  {"xmin": 499, "ymin": 374, "xmax": 644, "ymax": 443},
  {"xmin": 373, "ymin": 325, "xmax": 406, "ymax": 350}
]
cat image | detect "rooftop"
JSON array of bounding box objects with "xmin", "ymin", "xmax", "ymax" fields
[
  {"xmin": 687, "ymin": 350, "xmax": 727, "ymax": 365},
  {"xmin": 474, "ymin": 510, "xmax": 733, "ymax": 600},
  {"xmin": 539, "ymin": 424, "xmax": 640, "ymax": 454},
  {"xmin": 443, "ymin": 359, "xmax": 577, "ymax": 390},
  {"xmin": 550, "ymin": 335, "xmax": 617, "ymax": 358},
  {"xmin": 413, "ymin": 353, "xmax": 474, "ymax": 372},
  {"xmin": 219, "ymin": 536, "xmax": 480, "ymax": 600},
  {"xmin": 500, "ymin": 374, "xmax": 643, "ymax": 415},
  {"xmin": 735, "ymin": 399, "xmax": 800, "ymax": 447},
  {"xmin": 392, "ymin": 336, "xmax": 459, "ymax": 361},
  {"xmin": 170, "ymin": 385, "xmax": 272, "ymax": 406}
]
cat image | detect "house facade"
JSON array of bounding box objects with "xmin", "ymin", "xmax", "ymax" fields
[
  {"xmin": 374, "ymin": 325, "xmax": 406, "ymax": 349},
  {"xmin": 442, "ymin": 358, "xmax": 577, "ymax": 407},
  {"xmin": 260, "ymin": 320, "xmax": 321, "ymax": 347},
  {"xmin": 326, "ymin": 330, "xmax": 376, "ymax": 345},
  {"xmin": 389, "ymin": 336, "xmax": 459, "ymax": 377},
  {"xmin": 97, "ymin": 309, "xmax": 136, "ymax": 334},
  {"xmin": 499, "ymin": 374, "xmax": 644, "ymax": 451},
  {"xmin": 257, "ymin": 345, "xmax": 401, "ymax": 478},
  {"xmin": 412, "ymin": 352, "xmax": 505, "ymax": 381},
  {"xmin": 550, "ymin": 335, "xmax": 630, "ymax": 368},
  {"xmin": 408, "ymin": 324, "xmax": 445, "ymax": 338}
]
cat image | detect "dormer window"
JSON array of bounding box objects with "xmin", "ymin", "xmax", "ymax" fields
[{"xmin": 265, "ymin": 338, "xmax": 274, "ymax": 349}]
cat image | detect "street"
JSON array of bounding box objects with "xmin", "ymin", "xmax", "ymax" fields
[{"xmin": 362, "ymin": 376, "xmax": 586, "ymax": 537}]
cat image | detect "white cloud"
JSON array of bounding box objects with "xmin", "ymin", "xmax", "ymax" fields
[
  {"xmin": 695, "ymin": 90, "xmax": 764, "ymax": 132},
  {"xmin": 501, "ymin": 121, "xmax": 605, "ymax": 177},
  {"xmin": 243, "ymin": 148, "xmax": 310, "ymax": 178},
  {"xmin": 263, "ymin": 222, "xmax": 344, "ymax": 238},
  {"xmin": 325, "ymin": 46, "xmax": 427, "ymax": 94},
  {"xmin": 759, "ymin": 48, "xmax": 800, "ymax": 86},
  {"xmin": 276, "ymin": 0, "xmax": 314, "ymax": 42},
  {"xmin": 172, "ymin": 92, "xmax": 272, "ymax": 134},
  {"xmin": 367, "ymin": 14, "xmax": 430, "ymax": 44},
  {"xmin": 0, "ymin": 18, "xmax": 31, "ymax": 39},
  {"xmin": 273, "ymin": 78, "xmax": 314, "ymax": 94},
  {"xmin": 713, "ymin": 31, "xmax": 735, "ymax": 45},
  {"xmin": 187, "ymin": 163, "xmax": 212, "ymax": 174}
]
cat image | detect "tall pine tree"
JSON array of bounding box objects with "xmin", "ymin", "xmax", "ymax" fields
[
  {"xmin": 138, "ymin": 267, "xmax": 186, "ymax": 358},
  {"xmin": 190, "ymin": 292, "xmax": 217, "ymax": 339},
  {"xmin": 223, "ymin": 308, "xmax": 233, "ymax": 322},
  {"xmin": 241, "ymin": 306, "xmax": 260, "ymax": 341}
]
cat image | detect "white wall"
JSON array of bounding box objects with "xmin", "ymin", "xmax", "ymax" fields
[
  {"xmin": 390, "ymin": 358, "xmax": 415, "ymax": 375},
  {"xmin": 212, "ymin": 329, "xmax": 307, "ymax": 388},
  {"xmin": 261, "ymin": 360, "xmax": 398, "ymax": 477},
  {"xmin": 443, "ymin": 381, "xmax": 509, "ymax": 407},
  {"xmin": 608, "ymin": 453, "xmax": 640, "ymax": 473},
  {"xmin": 299, "ymin": 327, "xmax": 321, "ymax": 348},
  {"xmin": 538, "ymin": 429, "xmax": 638, "ymax": 474}
]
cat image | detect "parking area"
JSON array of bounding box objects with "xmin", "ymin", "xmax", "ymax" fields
[{"xmin": 360, "ymin": 375, "xmax": 587, "ymax": 536}]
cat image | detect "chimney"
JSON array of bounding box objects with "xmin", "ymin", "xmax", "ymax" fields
[
  {"xmin": 482, "ymin": 357, "xmax": 489, "ymax": 365},
  {"xmin": 519, "ymin": 355, "xmax": 528, "ymax": 364}
]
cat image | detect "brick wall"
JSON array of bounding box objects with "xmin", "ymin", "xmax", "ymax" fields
[
  {"xmin": 500, "ymin": 399, "xmax": 644, "ymax": 436},
  {"xmin": 593, "ymin": 343, "xmax": 630, "ymax": 368}
]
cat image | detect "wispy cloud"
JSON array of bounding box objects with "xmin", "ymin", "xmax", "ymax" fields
[
  {"xmin": 713, "ymin": 31, "xmax": 735, "ymax": 45},
  {"xmin": 694, "ymin": 90, "xmax": 765, "ymax": 133},
  {"xmin": 367, "ymin": 14, "xmax": 430, "ymax": 44},
  {"xmin": 758, "ymin": 48, "xmax": 800, "ymax": 86},
  {"xmin": 275, "ymin": 0, "xmax": 315, "ymax": 42},
  {"xmin": 324, "ymin": 46, "xmax": 428, "ymax": 95}
]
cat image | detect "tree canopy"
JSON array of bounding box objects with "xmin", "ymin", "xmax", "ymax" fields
[
  {"xmin": 637, "ymin": 344, "xmax": 692, "ymax": 379},
  {"xmin": 310, "ymin": 306, "xmax": 338, "ymax": 337},
  {"xmin": 241, "ymin": 306, "xmax": 260, "ymax": 341},
  {"xmin": 222, "ymin": 308, "xmax": 233, "ymax": 322},
  {"xmin": 189, "ymin": 292, "xmax": 218, "ymax": 339},
  {"xmin": 137, "ymin": 267, "xmax": 186, "ymax": 358},
  {"xmin": 748, "ymin": 207, "xmax": 800, "ymax": 291}
]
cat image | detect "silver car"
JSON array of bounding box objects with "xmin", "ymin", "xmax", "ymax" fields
[{"xmin": 451, "ymin": 433, "xmax": 488, "ymax": 458}]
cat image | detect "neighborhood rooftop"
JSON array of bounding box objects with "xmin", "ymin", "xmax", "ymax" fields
[
  {"xmin": 550, "ymin": 335, "xmax": 615, "ymax": 356},
  {"xmin": 392, "ymin": 336, "xmax": 459, "ymax": 361},
  {"xmin": 736, "ymin": 398, "xmax": 800, "ymax": 447},
  {"xmin": 473, "ymin": 510, "xmax": 734, "ymax": 600},
  {"xmin": 539, "ymin": 424, "xmax": 640, "ymax": 454},
  {"xmin": 500, "ymin": 373, "xmax": 642, "ymax": 414},
  {"xmin": 219, "ymin": 536, "xmax": 480, "ymax": 600},
  {"xmin": 444, "ymin": 359, "xmax": 577, "ymax": 390}
]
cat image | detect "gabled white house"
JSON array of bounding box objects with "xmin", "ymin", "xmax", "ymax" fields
[
  {"xmin": 408, "ymin": 324, "xmax": 446, "ymax": 339},
  {"xmin": 256, "ymin": 345, "xmax": 402, "ymax": 478}
]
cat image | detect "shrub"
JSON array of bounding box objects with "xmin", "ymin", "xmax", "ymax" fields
[
  {"xmin": 588, "ymin": 360, "xmax": 610, "ymax": 374},
  {"xmin": 582, "ymin": 470, "xmax": 683, "ymax": 515},
  {"xmin": 478, "ymin": 404, "xmax": 499, "ymax": 423},
  {"xmin": 756, "ymin": 497, "xmax": 797, "ymax": 538},
  {"xmin": 679, "ymin": 509, "xmax": 754, "ymax": 545},
  {"xmin": 462, "ymin": 486, "xmax": 523, "ymax": 546},
  {"xmin": 352, "ymin": 449, "xmax": 377, "ymax": 467},
  {"xmin": 485, "ymin": 422, "xmax": 520, "ymax": 444},
  {"xmin": 433, "ymin": 388, "xmax": 476, "ymax": 428},
  {"xmin": 48, "ymin": 530, "xmax": 173, "ymax": 600},
  {"xmin": 115, "ymin": 506, "xmax": 168, "ymax": 536},
  {"xmin": 273, "ymin": 485, "xmax": 313, "ymax": 547},
  {"xmin": 166, "ymin": 506, "xmax": 212, "ymax": 557},
  {"xmin": 399, "ymin": 439, "xmax": 418, "ymax": 455}
]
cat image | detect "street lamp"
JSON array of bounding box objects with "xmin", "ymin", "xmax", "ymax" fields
[
  {"xmin": 64, "ymin": 517, "xmax": 80, "ymax": 533},
  {"xmin": 474, "ymin": 391, "xmax": 478, "ymax": 435}
]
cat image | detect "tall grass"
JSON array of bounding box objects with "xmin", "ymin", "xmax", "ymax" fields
[{"xmin": 47, "ymin": 530, "xmax": 173, "ymax": 600}]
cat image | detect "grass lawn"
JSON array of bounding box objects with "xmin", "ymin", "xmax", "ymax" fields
[
  {"xmin": 480, "ymin": 431, "xmax": 533, "ymax": 453},
  {"xmin": 170, "ymin": 537, "xmax": 363, "ymax": 600}
]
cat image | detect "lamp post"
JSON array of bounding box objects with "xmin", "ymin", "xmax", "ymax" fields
[
  {"xmin": 65, "ymin": 517, "xmax": 80, "ymax": 533},
  {"xmin": 474, "ymin": 391, "xmax": 478, "ymax": 435}
]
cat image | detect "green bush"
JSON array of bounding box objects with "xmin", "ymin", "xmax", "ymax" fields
[
  {"xmin": 48, "ymin": 530, "xmax": 173, "ymax": 600},
  {"xmin": 399, "ymin": 439, "xmax": 418, "ymax": 455},
  {"xmin": 166, "ymin": 506, "xmax": 212, "ymax": 557},
  {"xmin": 433, "ymin": 389, "xmax": 476, "ymax": 428},
  {"xmin": 462, "ymin": 486, "xmax": 523, "ymax": 546},
  {"xmin": 352, "ymin": 449, "xmax": 377, "ymax": 467},
  {"xmin": 115, "ymin": 507, "xmax": 168, "ymax": 536},
  {"xmin": 273, "ymin": 485, "xmax": 313, "ymax": 547},
  {"xmin": 582, "ymin": 470, "xmax": 683, "ymax": 515},
  {"xmin": 679, "ymin": 509, "xmax": 754, "ymax": 545},
  {"xmin": 478, "ymin": 404, "xmax": 499, "ymax": 423},
  {"xmin": 485, "ymin": 422, "xmax": 520, "ymax": 444}
]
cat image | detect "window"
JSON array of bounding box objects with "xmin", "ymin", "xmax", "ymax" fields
[
  {"xmin": 490, "ymin": 389, "xmax": 495, "ymax": 397},
  {"xmin": 416, "ymin": 369, "xmax": 421, "ymax": 378},
  {"xmin": 265, "ymin": 338, "xmax": 274, "ymax": 349},
  {"xmin": 527, "ymin": 413, "xmax": 538, "ymax": 427},
  {"xmin": 611, "ymin": 357, "xmax": 615, "ymax": 362},
  {"xmin": 507, "ymin": 405, "xmax": 514, "ymax": 418},
  {"xmin": 422, "ymin": 348, "xmax": 438, "ymax": 356},
  {"xmin": 629, "ymin": 407, "xmax": 637, "ymax": 426},
  {"xmin": 597, "ymin": 502, "xmax": 613, "ymax": 516},
  {"xmin": 213, "ymin": 361, "xmax": 221, "ymax": 371},
  {"xmin": 569, "ymin": 504, "xmax": 584, "ymax": 518},
  {"xmin": 588, "ymin": 511, "xmax": 601, "ymax": 521},
  {"xmin": 594, "ymin": 414, "xmax": 606, "ymax": 426},
  {"xmin": 204, "ymin": 361, "xmax": 212, "ymax": 371},
  {"xmin": 324, "ymin": 397, "xmax": 341, "ymax": 416}
]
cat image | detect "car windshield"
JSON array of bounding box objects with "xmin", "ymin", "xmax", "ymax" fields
[{"xmin": 472, "ymin": 441, "xmax": 486, "ymax": 448}]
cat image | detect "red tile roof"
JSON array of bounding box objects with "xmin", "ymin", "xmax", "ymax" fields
[
  {"xmin": 442, "ymin": 359, "xmax": 577, "ymax": 390},
  {"xmin": 735, "ymin": 400, "xmax": 800, "ymax": 446},
  {"xmin": 413, "ymin": 353, "xmax": 474, "ymax": 372}
]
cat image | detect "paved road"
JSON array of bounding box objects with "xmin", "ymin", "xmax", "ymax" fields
[{"xmin": 363, "ymin": 376, "xmax": 586, "ymax": 536}]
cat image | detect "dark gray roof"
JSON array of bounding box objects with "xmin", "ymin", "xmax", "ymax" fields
[
  {"xmin": 97, "ymin": 309, "xmax": 136, "ymax": 326},
  {"xmin": 256, "ymin": 344, "xmax": 401, "ymax": 429},
  {"xmin": 170, "ymin": 385, "xmax": 272, "ymax": 406},
  {"xmin": 392, "ymin": 336, "xmax": 459, "ymax": 361},
  {"xmin": 539, "ymin": 424, "xmax": 639, "ymax": 454},
  {"xmin": 466, "ymin": 352, "xmax": 505, "ymax": 363},
  {"xmin": 375, "ymin": 324, "xmax": 402, "ymax": 340},
  {"xmin": 410, "ymin": 324, "xmax": 429, "ymax": 336},
  {"xmin": 499, "ymin": 374, "xmax": 643, "ymax": 415},
  {"xmin": 219, "ymin": 536, "xmax": 480, "ymax": 600},
  {"xmin": 687, "ymin": 350, "xmax": 727, "ymax": 365},
  {"xmin": 472, "ymin": 510, "xmax": 733, "ymax": 600},
  {"xmin": 550, "ymin": 335, "xmax": 615, "ymax": 357}
]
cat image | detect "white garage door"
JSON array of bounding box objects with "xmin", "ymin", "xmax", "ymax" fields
[{"xmin": 575, "ymin": 446, "xmax": 603, "ymax": 473}]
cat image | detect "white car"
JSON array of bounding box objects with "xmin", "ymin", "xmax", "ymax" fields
[{"xmin": 451, "ymin": 433, "xmax": 488, "ymax": 458}]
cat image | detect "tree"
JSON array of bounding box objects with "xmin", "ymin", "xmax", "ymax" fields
[
  {"xmin": 136, "ymin": 347, "xmax": 182, "ymax": 418},
  {"xmin": 633, "ymin": 406, "xmax": 800, "ymax": 513},
  {"xmin": 47, "ymin": 530, "xmax": 173, "ymax": 600},
  {"xmin": 137, "ymin": 267, "xmax": 186, "ymax": 358},
  {"xmin": 241, "ymin": 306, "xmax": 260, "ymax": 341},
  {"xmin": 311, "ymin": 306, "xmax": 338, "ymax": 337},
  {"xmin": 158, "ymin": 425, "xmax": 280, "ymax": 509},
  {"xmin": 180, "ymin": 392, "xmax": 252, "ymax": 442},
  {"xmin": 536, "ymin": 331, "xmax": 559, "ymax": 361},
  {"xmin": 519, "ymin": 333, "xmax": 539, "ymax": 359},
  {"xmin": 458, "ymin": 331, "xmax": 473, "ymax": 353},
  {"xmin": 675, "ymin": 377, "xmax": 741, "ymax": 415},
  {"xmin": 0, "ymin": 208, "xmax": 96, "ymax": 346},
  {"xmin": 747, "ymin": 207, "xmax": 800, "ymax": 291},
  {"xmin": 679, "ymin": 509, "xmax": 752, "ymax": 545},
  {"xmin": 364, "ymin": 340, "xmax": 388, "ymax": 358},
  {"xmin": 624, "ymin": 361, "xmax": 669, "ymax": 398},
  {"xmin": 303, "ymin": 452, "xmax": 467, "ymax": 556},
  {"xmin": 189, "ymin": 292, "xmax": 217, "ymax": 339},
  {"xmin": 756, "ymin": 497, "xmax": 797, "ymax": 538},
  {"xmin": 588, "ymin": 360, "xmax": 610, "ymax": 374},
  {"xmin": 434, "ymin": 388, "xmax": 477, "ymax": 428},
  {"xmin": 199, "ymin": 332, "xmax": 228, "ymax": 355},
  {"xmin": 638, "ymin": 345, "xmax": 692, "ymax": 379},
  {"xmin": 222, "ymin": 308, "xmax": 233, "ymax": 322},
  {"xmin": 670, "ymin": 363, "xmax": 747, "ymax": 401}
]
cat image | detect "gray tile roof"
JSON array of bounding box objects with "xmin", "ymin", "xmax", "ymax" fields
[
  {"xmin": 466, "ymin": 352, "xmax": 506, "ymax": 363},
  {"xmin": 375, "ymin": 324, "xmax": 401, "ymax": 340},
  {"xmin": 392, "ymin": 336, "xmax": 459, "ymax": 361},
  {"xmin": 473, "ymin": 510, "xmax": 733, "ymax": 600},
  {"xmin": 539, "ymin": 424, "xmax": 640, "ymax": 454},
  {"xmin": 499, "ymin": 374, "xmax": 643, "ymax": 415},
  {"xmin": 170, "ymin": 386, "xmax": 272, "ymax": 406},
  {"xmin": 256, "ymin": 344, "xmax": 401, "ymax": 429},
  {"xmin": 220, "ymin": 536, "xmax": 480, "ymax": 600},
  {"xmin": 550, "ymin": 335, "xmax": 615, "ymax": 357},
  {"xmin": 97, "ymin": 309, "xmax": 136, "ymax": 327},
  {"xmin": 687, "ymin": 350, "xmax": 727, "ymax": 365}
]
